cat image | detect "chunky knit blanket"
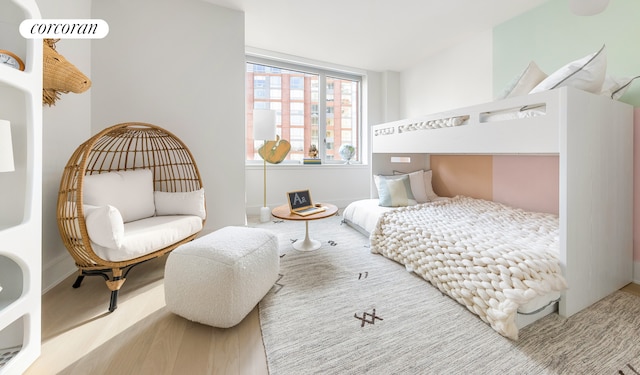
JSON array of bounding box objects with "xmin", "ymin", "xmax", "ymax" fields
[{"xmin": 370, "ymin": 196, "xmax": 568, "ymax": 340}]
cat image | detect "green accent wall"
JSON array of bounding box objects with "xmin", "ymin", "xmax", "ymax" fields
[{"xmin": 493, "ymin": 0, "xmax": 640, "ymax": 107}]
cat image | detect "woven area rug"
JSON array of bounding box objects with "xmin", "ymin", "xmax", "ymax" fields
[{"xmin": 254, "ymin": 215, "xmax": 640, "ymax": 375}]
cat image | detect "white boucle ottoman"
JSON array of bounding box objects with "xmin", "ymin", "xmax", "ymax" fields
[{"xmin": 164, "ymin": 226, "xmax": 279, "ymax": 328}]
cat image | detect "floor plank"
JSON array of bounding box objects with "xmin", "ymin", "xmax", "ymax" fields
[
  {"xmin": 26, "ymin": 255, "xmax": 268, "ymax": 375},
  {"xmin": 621, "ymin": 282, "xmax": 640, "ymax": 297}
]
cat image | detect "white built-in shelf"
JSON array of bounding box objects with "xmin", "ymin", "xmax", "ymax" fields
[{"xmin": 0, "ymin": 0, "xmax": 42, "ymax": 374}]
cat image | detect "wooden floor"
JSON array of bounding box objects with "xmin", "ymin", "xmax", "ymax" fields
[
  {"xmin": 25, "ymin": 255, "xmax": 268, "ymax": 375},
  {"xmin": 623, "ymin": 281, "xmax": 640, "ymax": 296},
  {"xmin": 26, "ymin": 257, "xmax": 640, "ymax": 375}
]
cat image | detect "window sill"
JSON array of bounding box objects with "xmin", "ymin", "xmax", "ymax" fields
[{"xmin": 245, "ymin": 162, "xmax": 368, "ymax": 171}]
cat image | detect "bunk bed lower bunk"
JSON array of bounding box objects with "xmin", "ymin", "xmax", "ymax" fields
[
  {"xmin": 346, "ymin": 196, "xmax": 565, "ymax": 339},
  {"xmin": 348, "ymin": 86, "xmax": 633, "ymax": 339}
]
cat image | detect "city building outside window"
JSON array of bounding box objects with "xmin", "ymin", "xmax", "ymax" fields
[{"xmin": 246, "ymin": 57, "xmax": 362, "ymax": 164}]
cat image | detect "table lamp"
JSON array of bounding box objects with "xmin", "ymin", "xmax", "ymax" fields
[
  {"xmin": 253, "ymin": 109, "xmax": 277, "ymax": 222},
  {"xmin": 0, "ymin": 119, "xmax": 15, "ymax": 173}
]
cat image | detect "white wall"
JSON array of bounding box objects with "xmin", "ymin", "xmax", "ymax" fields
[
  {"xmin": 91, "ymin": 0, "xmax": 246, "ymax": 231},
  {"xmin": 399, "ymin": 30, "xmax": 494, "ymax": 117},
  {"xmin": 38, "ymin": 0, "xmax": 246, "ymax": 292},
  {"xmin": 36, "ymin": 0, "xmax": 93, "ymax": 291},
  {"xmin": 245, "ymin": 164, "xmax": 371, "ymax": 215},
  {"xmin": 381, "ymin": 71, "xmax": 401, "ymax": 122}
]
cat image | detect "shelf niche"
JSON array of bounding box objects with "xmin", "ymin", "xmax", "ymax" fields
[
  {"xmin": 0, "ymin": 256, "xmax": 25, "ymax": 371},
  {"xmin": 0, "ymin": 2, "xmax": 27, "ymax": 61},
  {"xmin": 0, "ymin": 86, "xmax": 28, "ymax": 228},
  {"xmin": 0, "ymin": 0, "xmax": 30, "ymax": 230},
  {"xmin": 0, "ymin": 0, "xmax": 43, "ymax": 373}
]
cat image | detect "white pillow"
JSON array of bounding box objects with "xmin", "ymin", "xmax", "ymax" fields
[
  {"xmin": 423, "ymin": 170, "xmax": 439, "ymax": 201},
  {"xmin": 600, "ymin": 75, "xmax": 639, "ymax": 100},
  {"xmin": 154, "ymin": 188, "xmax": 206, "ymax": 220},
  {"xmin": 530, "ymin": 45, "xmax": 606, "ymax": 94},
  {"xmin": 499, "ymin": 61, "xmax": 547, "ymax": 99},
  {"xmin": 83, "ymin": 169, "xmax": 155, "ymax": 223},
  {"xmin": 392, "ymin": 170, "xmax": 428, "ymax": 203},
  {"xmin": 85, "ymin": 204, "xmax": 125, "ymax": 249},
  {"xmin": 374, "ymin": 174, "xmax": 416, "ymax": 207}
]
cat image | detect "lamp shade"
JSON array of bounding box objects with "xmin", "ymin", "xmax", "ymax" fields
[
  {"xmin": 569, "ymin": 0, "xmax": 609, "ymax": 16},
  {"xmin": 253, "ymin": 109, "xmax": 277, "ymax": 140},
  {"xmin": 0, "ymin": 119, "xmax": 15, "ymax": 173}
]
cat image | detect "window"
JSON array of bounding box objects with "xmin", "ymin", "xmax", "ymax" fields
[{"xmin": 246, "ymin": 57, "xmax": 362, "ymax": 164}]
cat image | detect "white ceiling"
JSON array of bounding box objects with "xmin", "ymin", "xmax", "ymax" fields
[{"xmin": 203, "ymin": 0, "xmax": 551, "ymax": 72}]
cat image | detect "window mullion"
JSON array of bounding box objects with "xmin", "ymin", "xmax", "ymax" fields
[{"xmin": 318, "ymin": 72, "xmax": 327, "ymax": 161}]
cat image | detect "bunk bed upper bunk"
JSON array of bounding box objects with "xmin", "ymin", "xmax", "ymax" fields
[
  {"xmin": 369, "ymin": 86, "xmax": 634, "ymax": 320},
  {"xmin": 372, "ymin": 86, "xmax": 631, "ymax": 155}
]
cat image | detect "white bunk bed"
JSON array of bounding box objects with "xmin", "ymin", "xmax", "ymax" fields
[{"xmin": 354, "ymin": 86, "xmax": 633, "ymax": 336}]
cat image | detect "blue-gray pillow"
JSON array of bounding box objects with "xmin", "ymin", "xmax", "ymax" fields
[{"xmin": 374, "ymin": 174, "xmax": 416, "ymax": 207}]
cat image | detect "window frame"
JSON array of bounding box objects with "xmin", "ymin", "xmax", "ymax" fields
[{"xmin": 246, "ymin": 53, "xmax": 364, "ymax": 165}]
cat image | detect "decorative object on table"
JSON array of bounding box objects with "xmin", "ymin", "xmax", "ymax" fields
[
  {"xmin": 569, "ymin": 0, "xmax": 609, "ymax": 15},
  {"xmin": 303, "ymin": 158, "xmax": 322, "ymax": 165},
  {"xmin": 0, "ymin": 119, "xmax": 15, "ymax": 173},
  {"xmin": 338, "ymin": 144, "xmax": 355, "ymax": 164},
  {"xmin": 286, "ymin": 189, "xmax": 325, "ymax": 217},
  {"xmin": 42, "ymin": 39, "xmax": 92, "ymax": 106},
  {"xmin": 254, "ymin": 109, "xmax": 290, "ymax": 222},
  {"xmin": 0, "ymin": 50, "xmax": 25, "ymax": 71},
  {"xmin": 308, "ymin": 144, "xmax": 318, "ymax": 158}
]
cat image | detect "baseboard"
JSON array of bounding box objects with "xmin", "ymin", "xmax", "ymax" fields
[
  {"xmin": 634, "ymin": 261, "xmax": 640, "ymax": 285},
  {"xmin": 42, "ymin": 253, "xmax": 77, "ymax": 294}
]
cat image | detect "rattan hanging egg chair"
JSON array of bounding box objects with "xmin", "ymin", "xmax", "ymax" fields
[{"xmin": 57, "ymin": 122, "xmax": 205, "ymax": 312}]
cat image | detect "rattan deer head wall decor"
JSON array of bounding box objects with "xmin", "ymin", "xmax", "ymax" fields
[{"xmin": 43, "ymin": 39, "xmax": 91, "ymax": 106}]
